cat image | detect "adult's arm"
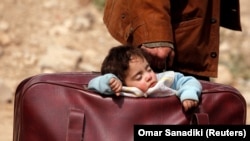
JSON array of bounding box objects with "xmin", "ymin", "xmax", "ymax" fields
[{"xmin": 103, "ymin": 0, "xmax": 174, "ymax": 47}]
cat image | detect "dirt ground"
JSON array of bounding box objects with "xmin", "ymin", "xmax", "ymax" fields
[{"xmin": 0, "ymin": 0, "xmax": 250, "ymax": 141}]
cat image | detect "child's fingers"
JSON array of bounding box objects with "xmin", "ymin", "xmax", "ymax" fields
[
  {"xmin": 109, "ymin": 78, "xmax": 122, "ymax": 93},
  {"xmin": 115, "ymin": 92, "xmax": 120, "ymax": 96},
  {"xmin": 183, "ymin": 100, "xmax": 198, "ymax": 112}
]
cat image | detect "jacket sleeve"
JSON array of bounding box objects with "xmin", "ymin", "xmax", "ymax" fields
[
  {"xmin": 103, "ymin": 0, "xmax": 173, "ymax": 47},
  {"xmin": 171, "ymin": 72, "xmax": 202, "ymax": 102},
  {"xmin": 134, "ymin": 0, "xmax": 173, "ymax": 45},
  {"xmin": 87, "ymin": 73, "xmax": 117, "ymax": 95}
]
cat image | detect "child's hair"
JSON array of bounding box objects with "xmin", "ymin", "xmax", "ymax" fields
[{"xmin": 101, "ymin": 45, "xmax": 149, "ymax": 85}]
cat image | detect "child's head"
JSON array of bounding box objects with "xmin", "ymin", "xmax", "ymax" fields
[{"xmin": 101, "ymin": 45, "xmax": 157, "ymax": 92}]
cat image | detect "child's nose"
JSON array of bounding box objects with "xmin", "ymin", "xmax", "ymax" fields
[{"xmin": 145, "ymin": 74, "xmax": 152, "ymax": 81}]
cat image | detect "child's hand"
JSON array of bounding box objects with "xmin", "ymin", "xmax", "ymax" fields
[
  {"xmin": 109, "ymin": 78, "xmax": 122, "ymax": 96},
  {"xmin": 182, "ymin": 99, "xmax": 198, "ymax": 112}
]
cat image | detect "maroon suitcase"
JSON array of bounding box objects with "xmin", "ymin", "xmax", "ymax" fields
[{"xmin": 13, "ymin": 72, "xmax": 247, "ymax": 141}]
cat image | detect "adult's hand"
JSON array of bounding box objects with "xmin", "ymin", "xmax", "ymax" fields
[{"xmin": 141, "ymin": 46, "xmax": 175, "ymax": 71}]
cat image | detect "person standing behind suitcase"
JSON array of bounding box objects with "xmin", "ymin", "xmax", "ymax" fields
[
  {"xmin": 103, "ymin": 0, "xmax": 242, "ymax": 80},
  {"xmin": 88, "ymin": 46, "xmax": 202, "ymax": 112}
]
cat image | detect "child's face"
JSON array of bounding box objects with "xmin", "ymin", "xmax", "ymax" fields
[{"xmin": 124, "ymin": 56, "xmax": 157, "ymax": 93}]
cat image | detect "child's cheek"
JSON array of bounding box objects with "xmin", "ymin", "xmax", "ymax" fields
[{"xmin": 137, "ymin": 83, "xmax": 148, "ymax": 93}]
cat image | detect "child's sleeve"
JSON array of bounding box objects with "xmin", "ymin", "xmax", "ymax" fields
[
  {"xmin": 87, "ymin": 73, "xmax": 118, "ymax": 95},
  {"xmin": 171, "ymin": 72, "xmax": 202, "ymax": 102}
]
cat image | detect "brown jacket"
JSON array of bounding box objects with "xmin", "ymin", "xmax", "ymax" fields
[{"xmin": 103, "ymin": 0, "xmax": 241, "ymax": 77}]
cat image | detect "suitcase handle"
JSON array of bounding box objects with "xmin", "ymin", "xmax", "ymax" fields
[
  {"xmin": 66, "ymin": 108, "xmax": 85, "ymax": 141},
  {"xmin": 191, "ymin": 113, "xmax": 209, "ymax": 125}
]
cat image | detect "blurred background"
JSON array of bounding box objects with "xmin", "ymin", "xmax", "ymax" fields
[{"xmin": 0, "ymin": 0, "xmax": 249, "ymax": 141}]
